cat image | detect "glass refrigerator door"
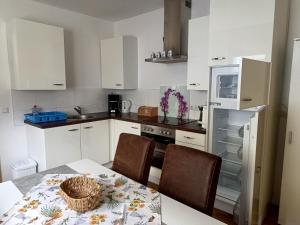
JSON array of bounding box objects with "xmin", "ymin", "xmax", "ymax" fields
[
  {"xmin": 211, "ymin": 66, "xmax": 240, "ymax": 109},
  {"xmin": 211, "ymin": 108, "xmax": 244, "ymax": 203},
  {"xmin": 217, "ymin": 74, "xmax": 238, "ymax": 99}
]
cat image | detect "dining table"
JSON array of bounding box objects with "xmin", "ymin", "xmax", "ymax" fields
[{"xmin": 3, "ymin": 159, "xmax": 226, "ymax": 225}]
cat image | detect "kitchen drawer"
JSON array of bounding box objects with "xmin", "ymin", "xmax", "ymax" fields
[
  {"xmin": 175, "ymin": 141, "xmax": 205, "ymax": 151},
  {"xmin": 175, "ymin": 130, "xmax": 206, "ymax": 147}
]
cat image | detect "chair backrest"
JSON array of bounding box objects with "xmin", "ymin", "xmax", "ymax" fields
[
  {"xmin": 159, "ymin": 144, "xmax": 222, "ymax": 216},
  {"xmin": 0, "ymin": 181, "xmax": 23, "ymax": 215},
  {"xmin": 112, "ymin": 133, "xmax": 155, "ymax": 185}
]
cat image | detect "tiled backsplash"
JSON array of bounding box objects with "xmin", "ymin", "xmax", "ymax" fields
[
  {"xmin": 12, "ymin": 88, "xmax": 108, "ymax": 125},
  {"xmin": 114, "ymin": 89, "xmax": 208, "ymax": 120}
]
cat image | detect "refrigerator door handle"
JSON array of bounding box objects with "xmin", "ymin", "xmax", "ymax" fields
[
  {"xmin": 288, "ymin": 131, "xmax": 293, "ymax": 144},
  {"xmin": 241, "ymin": 98, "xmax": 253, "ymax": 102},
  {"xmin": 209, "ymin": 101, "xmax": 222, "ymax": 106}
]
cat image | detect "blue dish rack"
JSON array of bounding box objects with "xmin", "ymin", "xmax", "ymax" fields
[{"xmin": 24, "ymin": 112, "xmax": 67, "ymax": 124}]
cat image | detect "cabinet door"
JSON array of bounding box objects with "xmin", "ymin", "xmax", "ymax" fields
[
  {"xmin": 247, "ymin": 110, "xmax": 266, "ymax": 225},
  {"xmin": 44, "ymin": 124, "xmax": 81, "ymax": 169},
  {"xmin": 279, "ymin": 41, "xmax": 300, "ymax": 224},
  {"xmin": 209, "ymin": 0, "xmax": 274, "ymax": 66},
  {"xmin": 111, "ymin": 120, "xmax": 141, "ymax": 161},
  {"xmin": 187, "ymin": 57, "xmax": 210, "ymax": 90},
  {"xmin": 12, "ymin": 19, "xmax": 66, "ymax": 90},
  {"xmin": 175, "ymin": 130, "xmax": 206, "ymax": 147},
  {"xmin": 238, "ymin": 58, "xmax": 270, "ymax": 110},
  {"xmin": 187, "ymin": 17, "xmax": 209, "ymax": 90},
  {"xmin": 101, "ymin": 37, "xmax": 124, "ymax": 89},
  {"xmin": 81, "ymin": 121, "xmax": 110, "ymax": 165}
]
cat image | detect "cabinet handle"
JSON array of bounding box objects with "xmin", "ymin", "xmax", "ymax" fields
[
  {"xmin": 211, "ymin": 57, "xmax": 226, "ymax": 61},
  {"xmin": 53, "ymin": 83, "xmax": 64, "ymax": 86},
  {"xmin": 189, "ymin": 83, "xmax": 200, "ymax": 86},
  {"xmin": 84, "ymin": 126, "xmax": 93, "ymax": 129},
  {"xmin": 288, "ymin": 131, "xmax": 293, "ymax": 144},
  {"xmin": 209, "ymin": 102, "xmax": 222, "ymax": 106},
  {"xmin": 241, "ymin": 98, "xmax": 253, "ymax": 102},
  {"xmin": 116, "ymin": 83, "xmax": 122, "ymax": 87},
  {"xmin": 131, "ymin": 127, "xmax": 139, "ymax": 130},
  {"xmin": 184, "ymin": 136, "xmax": 195, "ymax": 140},
  {"xmin": 68, "ymin": 129, "xmax": 79, "ymax": 132}
]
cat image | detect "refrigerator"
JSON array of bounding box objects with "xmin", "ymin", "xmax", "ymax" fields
[{"xmin": 208, "ymin": 58, "xmax": 269, "ymax": 225}]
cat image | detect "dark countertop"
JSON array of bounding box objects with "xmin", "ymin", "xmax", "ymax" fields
[{"xmin": 24, "ymin": 112, "xmax": 206, "ymax": 134}]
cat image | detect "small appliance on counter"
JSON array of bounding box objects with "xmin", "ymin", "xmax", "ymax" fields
[
  {"xmin": 138, "ymin": 106, "xmax": 158, "ymax": 117},
  {"xmin": 108, "ymin": 94, "xmax": 122, "ymax": 114},
  {"xmin": 121, "ymin": 100, "xmax": 132, "ymax": 114}
]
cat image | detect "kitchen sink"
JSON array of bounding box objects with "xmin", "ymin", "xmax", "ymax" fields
[{"xmin": 68, "ymin": 115, "xmax": 95, "ymax": 120}]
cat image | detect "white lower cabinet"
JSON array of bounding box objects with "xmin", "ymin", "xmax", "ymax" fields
[
  {"xmin": 27, "ymin": 124, "xmax": 81, "ymax": 171},
  {"xmin": 81, "ymin": 120, "xmax": 110, "ymax": 165},
  {"xmin": 175, "ymin": 130, "xmax": 206, "ymax": 151},
  {"xmin": 110, "ymin": 120, "xmax": 141, "ymax": 161},
  {"xmin": 26, "ymin": 120, "xmax": 110, "ymax": 171}
]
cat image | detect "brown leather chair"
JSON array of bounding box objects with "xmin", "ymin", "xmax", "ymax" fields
[
  {"xmin": 112, "ymin": 133, "xmax": 155, "ymax": 185},
  {"xmin": 159, "ymin": 144, "xmax": 222, "ymax": 216}
]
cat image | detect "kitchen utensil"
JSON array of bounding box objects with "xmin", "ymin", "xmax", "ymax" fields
[{"xmin": 121, "ymin": 100, "xmax": 132, "ymax": 113}]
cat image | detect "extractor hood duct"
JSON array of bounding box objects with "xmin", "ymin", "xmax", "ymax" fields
[{"xmin": 145, "ymin": 0, "xmax": 191, "ymax": 64}]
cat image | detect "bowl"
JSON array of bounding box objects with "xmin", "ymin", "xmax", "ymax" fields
[{"xmin": 60, "ymin": 176, "xmax": 101, "ymax": 212}]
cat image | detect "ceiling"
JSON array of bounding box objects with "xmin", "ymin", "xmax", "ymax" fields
[{"xmin": 32, "ymin": 0, "xmax": 164, "ymax": 22}]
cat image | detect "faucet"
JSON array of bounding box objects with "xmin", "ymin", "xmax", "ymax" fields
[{"xmin": 74, "ymin": 106, "xmax": 82, "ymax": 115}]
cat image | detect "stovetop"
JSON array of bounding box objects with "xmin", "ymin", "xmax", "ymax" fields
[{"xmin": 142, "ymin": 116, "xmax": 195, "ymax": 126}]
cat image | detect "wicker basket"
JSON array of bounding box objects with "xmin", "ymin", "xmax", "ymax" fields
[{"xmin": 60, "ymin": 176, "xmax": 102, "ymax": 212}]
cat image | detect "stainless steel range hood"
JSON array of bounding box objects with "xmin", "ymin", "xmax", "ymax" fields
[{"xmin": 145, "ymin": 0, "xmax": 191, "ymax": 64}]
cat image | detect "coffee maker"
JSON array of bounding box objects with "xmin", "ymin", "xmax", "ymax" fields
[{"xmin": 108, "ymin": 94, "xmax": 122, "ymax": 114}]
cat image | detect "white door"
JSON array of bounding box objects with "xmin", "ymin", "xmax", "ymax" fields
[
  {"xmin": 12, "ymin": 19, "xmax": 66, "ymax": 90},
  {"xmin": 101, "ymin": 37, "xmax": 124, "ymax": 89},
  {"xmin": 238, "ymin": 58, "xmax": 270, "ymax": 110},
  {"xmin": 44, "ymin": 124, "xmax": 81, "ymax": 169},
  {"xmin": 187, "ymin": 17, "xmax": 210, "ymax": 90},
  {"xmin": 81, "ymin": 121, "xmax": 110, "ymax": 165},
  {"xmin": 111, "ymin": 120, "xmax": 141, "ymax": 161},
  {"xmin": 279, "ymin": 40, "xmax": 300, "ymax": 225},
  {"xmin": 246, "ymin": 109, "xmax": 266, "ymax": 225}
]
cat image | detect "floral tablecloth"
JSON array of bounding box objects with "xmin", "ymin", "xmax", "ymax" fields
[{"xmin": 0, "ymin": 174, "xmax": 161, "ymax": 225}]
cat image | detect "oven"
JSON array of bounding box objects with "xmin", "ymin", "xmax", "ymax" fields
[{"xmin": 141, "ymin": 124, "xmax": 175, "ymax": 169}]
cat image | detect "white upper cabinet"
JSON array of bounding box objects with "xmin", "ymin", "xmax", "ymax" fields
[
  {"xmin": 101, "ymin": 36, "xmax": 138, "ymax": 89},
  {"xmin": 187, "ymin": 16, "xmax": 210, "ymax": 91},
  {"xmin": 209, "ymin": 0, "xmax": 275, "ymax": 66},
  {"xmin": 11, "ymin": 19, "xmax": 66, "ymax": 90},
  {"xmin": 211, "ymin": 58, "xmax": 270, "ymax": 110}
]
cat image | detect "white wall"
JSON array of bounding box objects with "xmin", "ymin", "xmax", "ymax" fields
[
  {"xmin": 0, "ymin": 21, "xmax": 27, "ymax": 181},
  {"xmin": 0, "ymin": 0, "xmax": 114, "ymax": 180}
]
